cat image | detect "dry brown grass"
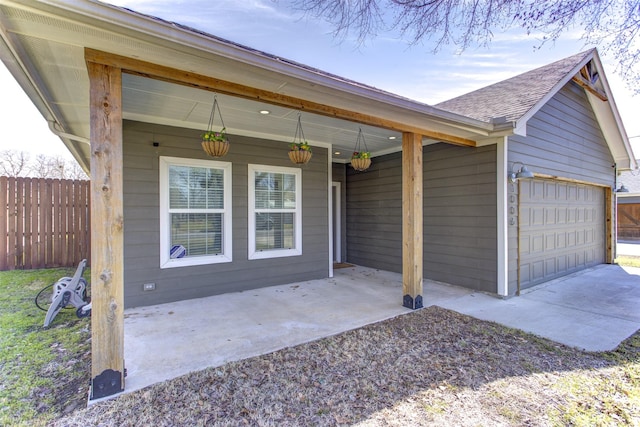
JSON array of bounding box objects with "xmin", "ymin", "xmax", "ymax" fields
[{"xmin": 53, "ymin": 306, "xmax": 639, "ymax": 426}]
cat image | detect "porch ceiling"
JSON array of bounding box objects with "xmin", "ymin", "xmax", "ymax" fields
[
  {"xmin": 121, "ymin": 73, "xmax": 405, "ymax": 163},
  {"xmin": 0, "ymin": 0, "xmax": 499, "ymax": 171}
]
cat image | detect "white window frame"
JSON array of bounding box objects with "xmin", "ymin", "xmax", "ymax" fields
[
  {"xmin": 159, "ymin": 156, "xmax": 232, "ymax": 268},
  {"xmin": 248, "ymin": 164, "xmax": 302, "ymax": 260}
]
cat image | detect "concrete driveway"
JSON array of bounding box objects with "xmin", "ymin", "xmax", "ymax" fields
[
  {"xmin": 437, "ymin": 264, "xmax": 640, "ymax": 353},
  {"xmin": 122, "ymin": 264, "xmax": 640, "ymax": 395}
]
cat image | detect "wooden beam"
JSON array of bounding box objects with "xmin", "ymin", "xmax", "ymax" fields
[
  {"xmin": 402, "ymin": 132, "xmax": 423, "ymax": 309},
  {"xmin": 572, "ymin": 75, "xmax": 608, "ymax": 102},
  {"xmin": 606, "ymin": 186, "xmax": 613, "ymax": 263},
  {"xmin": 84, "ymin": 48, "xmax": 476, "ymax": 147},
  {"xmin": 533, "ymin": 173, "xmax": 612, "ymax": 188},
  {"xmin": 86, "ymin": 60, "xmax": 125, "ymax": 399}
]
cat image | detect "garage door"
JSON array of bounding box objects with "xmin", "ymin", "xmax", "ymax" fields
[{"xmin": 519, "ymin": 179, "xmax": 605, "ymax": 289}]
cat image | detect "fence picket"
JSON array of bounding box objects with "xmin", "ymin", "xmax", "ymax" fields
[
  {"xmin": 7, "ymin": 177, "xmax": 16, "ymax": 270},
  {"xmin": 31, "ymin": 178, "xmax": 39, "ymax": 268},
  {"xmin": 23, "ymin": 178, "xmax": 32, "ymax": 269},
  {"xmin": 0, "ymin": 177, "xmax": 7, "ymax": 270},
  {"xmin": 0, "ymin": 176, "xmax": 91, "ymax": 270}
]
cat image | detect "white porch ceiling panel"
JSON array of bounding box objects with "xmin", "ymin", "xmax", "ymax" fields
[
  {"xmin": 0, "ymin": 1, "xmax": 494, "ymax": 170},
  {"xmin": 122, "ymin": 74, "xmax": 403, "ymax": 159}
]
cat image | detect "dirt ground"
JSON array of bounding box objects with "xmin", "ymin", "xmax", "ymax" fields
[{"xmin": 51, "ymin": 306, "xmax": 639, "ymax": 426}]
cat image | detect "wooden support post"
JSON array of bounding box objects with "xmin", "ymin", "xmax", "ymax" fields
[
  {"xmin": 606, "ymin": 186, "xmax": 613, "ymax": 263},
  {"xmin": 87, "ymin": 60, "xmax": 125, "ymax": 400},
  {"xmin": 402, "ymin": 132, "xmax": 423, "ymax": 309}
]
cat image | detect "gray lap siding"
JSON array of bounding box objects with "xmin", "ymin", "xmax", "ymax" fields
[
  {"xmin": 507, "ymin": 81, "xmax": 615, "ymax": 294},
  {"xmin": 508, "ymin": 82, "xmax": 613, "ymax": 185},
  {"xmin": 345, "ymin": 144, "xmax": 498, "ymax": 293},
  {"xmin": 123, "ymin": 121, "xmax": 329, "ymax": 308}
]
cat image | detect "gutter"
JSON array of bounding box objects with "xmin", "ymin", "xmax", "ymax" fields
[
  {"xmin": 48, "ymin": 121, "xmax": 90, "ymax": 145},
  {"xmin": 14, "ymin": 0, "xmax": 495, "ymax": 136}
]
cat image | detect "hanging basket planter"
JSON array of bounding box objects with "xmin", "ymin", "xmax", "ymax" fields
[
  {"xmin": 201, "ymin": 95, "xmax": 230, "ymax": 158},
  {"xmin": 201, "ymin": 138, "xmax": 230, "ymax": 157},
  {"xmin": 350, "ymin": 157, "xmax": 371, "ymax": 171},
  {"xmin": 288, "ymin": 114, "xmax": 312, "ymax": 165},
  {"xmin": 288, "ymin": 149, "xmax": 312, "ymax": 165},
  {"xmin": 350, "ymin": 127, "xmax": 372, "ymax": 171}
]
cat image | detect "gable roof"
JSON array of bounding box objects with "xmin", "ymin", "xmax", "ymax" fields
[
  {"xmin": 436, "ymin": 49, "xmax": 636, "ymax": 170},
  {"xmin": 436, "ymin": 50, "xmax": 593, "ymax": 123},
  {"xmin": 0, "ymin": 1, "xmax": 635, "ymax": 170},
  {"xmin": 0, "ymin": 0, "xmax": 495, "ymax": 170}
]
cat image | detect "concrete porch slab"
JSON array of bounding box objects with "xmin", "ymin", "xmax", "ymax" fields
[
  {"xmin": 124, "ymin": 267, "xmax": 439, "ymax": 394},
  {"xmin": 122, "ymin": 264, "xmax": 640, "ymax": 396}
]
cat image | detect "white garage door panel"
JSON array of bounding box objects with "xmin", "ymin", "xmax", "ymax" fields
[{"xmin": 519, "ymin": 179, "xmax": 604, "ymax": 289}]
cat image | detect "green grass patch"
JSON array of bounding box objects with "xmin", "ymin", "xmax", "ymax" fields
[
  {"xmin": 548, "ymin": 331, "xmax": 640, "ymax": 426},
  {"xmin": 0, "ymin": 267, "xmax": 91, "ymax": 427},
  {"xmin": 615, "ymin": 255, "xmax": 640, "ymax": 268}
]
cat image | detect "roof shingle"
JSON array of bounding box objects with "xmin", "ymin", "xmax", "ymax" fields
[{"xmin": 435, "ymin": 50, "xmax": 594, "ymax": 123}]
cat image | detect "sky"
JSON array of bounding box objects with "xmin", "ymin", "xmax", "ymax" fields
[{"xmin": 1, "ymin": 0, "xmax": 639, "ymax": 160}]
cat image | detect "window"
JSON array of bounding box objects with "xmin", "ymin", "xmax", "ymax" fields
[
  {"xmin": 159, "ymin": 156, "xmax": 232, "ymax": 268},
  {"xmin": 248, "ymin": 164, "xmax": 302, "ymax": 259}
]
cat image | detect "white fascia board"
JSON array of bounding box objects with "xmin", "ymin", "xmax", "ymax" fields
[
  {"xmin": 509, "ymin": 49, "xmax": 636, "ymax": 171},
  {"xmin": 0, "ymin": 16, "xmax": 89, "ymax": 169},
  {"xmin": 514, "ymin": 53, "xmax": 595, "ymax": 134},
  {"xmin": 589, "ymin": 53, "xmax": 638, "ymax": 171},
  {"xmin": 14, "ymin": 0, "xmax": 494, "ymax": 136}
]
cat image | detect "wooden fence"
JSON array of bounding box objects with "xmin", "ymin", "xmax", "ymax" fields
[
  {"xmin": 618, "ymin": 203, "xmax": 640, "ymax": 241},
  {"xmin": 0, "ymin": 176, "xmax": 90, "ymax": 270}
]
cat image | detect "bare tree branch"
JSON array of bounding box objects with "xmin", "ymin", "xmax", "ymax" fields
[
  {"xmin": 292, "ymin": 0, "xmax": 640, "ymax": 92},
  {"xmin": 0, "ymin": 150, "xmax": 88, "ymax": 180},
  {"xmin": 0, "ymin": 150, "xmax": 30, "ymax": 177},
  {"xmin": 518, "ymin": 0, "xmax": 639, "ymax": 89},
  {"xmin": 29, "ymin": 154, "xmax": 58, "ymax": 179}
]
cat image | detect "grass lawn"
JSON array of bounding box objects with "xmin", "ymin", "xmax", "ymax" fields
[
  {"xmin": 615, "ymin": 255, "xmax": 640, "ymax": 268},
  {"xmin": 1, "ymin": 264, "xmax": 638, "ymax": 426},
  {"xmin": 0, "ymin": 267, "xmax": 91, "ymax": 427}
]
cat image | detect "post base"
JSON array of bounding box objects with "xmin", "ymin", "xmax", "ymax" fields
[
  {"xmin": 90, "ymin": 368, "xmax": 124, "ymax": 400},
  {"xmin": 403, "ymin": 294, "xmax": 423, "ymax": 310}
]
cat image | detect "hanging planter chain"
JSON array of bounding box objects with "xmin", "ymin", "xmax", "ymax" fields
[
  {"xmin": 351, "ymin": 127, "xmax": 372, "ymax": 171},
  {"xmin": 294, "ymin": 114, "xmax": 305, "ymax": 144},
  {"xmin": 288, "ymin": 113, "xmax": 312, "ymax": 165},
  {"xmin": 207, "ymin": 95, "xmax": 226, "ymax": 134},
  {"xmin": 201, "ymin": 94, "xmax": 230, "ymax": 157}
]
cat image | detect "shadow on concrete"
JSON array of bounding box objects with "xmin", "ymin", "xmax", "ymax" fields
[{"xmin": 122, "ymin": 264, "xmax": 640, "ymax": 396}]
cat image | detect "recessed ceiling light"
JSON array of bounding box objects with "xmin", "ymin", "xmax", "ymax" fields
[
  {"xmin": 334, "ymin": 151, "xmax": 341, "ymax": 155},
  {"xmin": 259, "ymin": 110, "xmax": 270, "ymax": 115},
  {"xmin": 388, "ymin": 136, "xmax": 397, "ymax": 140}
]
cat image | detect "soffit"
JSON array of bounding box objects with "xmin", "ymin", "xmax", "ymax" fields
[{"xmin": 0, "ymin": 1, "xmax": 495, "ymax": 170}]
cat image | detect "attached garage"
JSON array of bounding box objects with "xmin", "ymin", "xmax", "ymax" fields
[
  {"xmin": 518, "ymin": 179, "xmax": 605, "ymax": 290},
  {"xmin": 1, "ymin": 0, "xmax": 636, "ymax": 399}
]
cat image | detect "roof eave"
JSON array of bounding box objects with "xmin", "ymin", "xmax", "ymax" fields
[
  {"xmin": 512, "ymin": 49, "xmax": 636, "ymax": 171},
  {"xmin": 32, "ymin": 0, "xmax": 494, "ymax": 135},
  {"xmin": 0, "ymin": 20, "xmax": 90, "ymax": 169},
  {"xmin": 588, "ymin": 52, "xmax": 638, "ymax": 171}
]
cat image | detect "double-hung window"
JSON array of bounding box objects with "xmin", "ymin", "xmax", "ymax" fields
[
  {"xmin": 159, "ymin": 156, "xmax": 232, "ymax": 268},
  {"xmin": 248, "ymin": 164, "xmax": 302, "ymax": 259}
]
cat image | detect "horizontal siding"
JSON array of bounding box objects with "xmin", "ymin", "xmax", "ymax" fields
[
  {"xmin": 507, "ymin": 81, "xmax": 615, "ymax": 295},
  {"xmin": 345, "ymin": 144, "xmax": 498, "ymax": 293},
  {"xmin": 423, "ymin": 144, "xmax": 497, "ymax": 292},
  {"xmin": 123, "ymin": 121, "xmax": 328, "ymax": 308},
  {"xmin": 346, "ymin": 152, "xmax": 403, "ymax": 271},
  {"xmin": 509, "ymin": 82, "xmax": 614, "ymax": 185}
]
